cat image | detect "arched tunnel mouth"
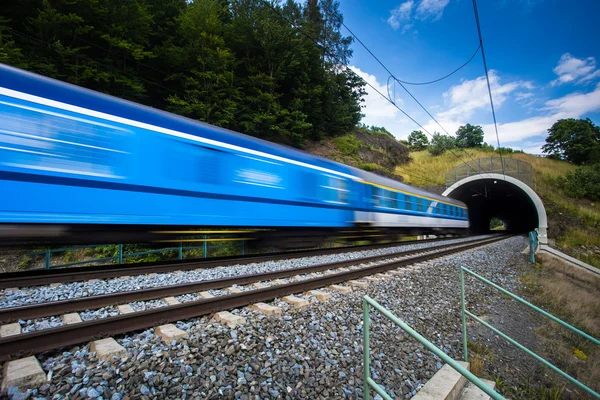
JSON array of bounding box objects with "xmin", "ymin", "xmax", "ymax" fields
[{"xmin": 446, "ymin": 178, "xmax": 540, "ymax": 235}]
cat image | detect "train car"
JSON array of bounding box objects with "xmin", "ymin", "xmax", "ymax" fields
[{"xmin": 0, "ymin": 63, "xmax": 468, "ymax": 246}]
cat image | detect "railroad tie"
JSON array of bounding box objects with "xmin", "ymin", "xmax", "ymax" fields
[{"xmin": 1, "ymin": 356, "xmax": 47, "ymax": 394}]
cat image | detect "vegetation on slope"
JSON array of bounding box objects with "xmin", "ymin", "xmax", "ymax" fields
[{"xmin": 396, "ymin": 149, "xmax": 600, "ymax": 268}]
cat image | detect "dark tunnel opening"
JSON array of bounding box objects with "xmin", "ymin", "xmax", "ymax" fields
[{"xmin": 445, "ymin": 178, "xmax": 540, "ymax": 235}]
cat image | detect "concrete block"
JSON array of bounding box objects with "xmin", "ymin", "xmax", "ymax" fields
[
  {"xmin": 460, "ymin": 379, "xmax": 496, "ymax": 400},
  {"xmin": 252, "ymin": 282, "xmax": 267, "ymax": 289},
  {"xmin": 348, "ymin": 280, "xmax": 369, "ymax": 288},
  {"xmin": 87, "ymin": 279, "xmax": 101, "ymax": 283},
  {"xmin": 273, "ymin": 279, "xmax": 287, "ymax": 285},
  {"xmin": 412, "ymin": 361, "xmax": 470, "ymax": 400},
  {"xmin": 249, "ymin": 303, "xmax": 282, "ymax": 316},
  {"xmin": 162, "ymin": 297, "xmax": 180, "ymax": 306},
  {"xmin": 389, "ymin": 270, "xmax": 405, "ymax": 276},
  {"xmin": 213, "ymin": 311, "xmax": 246, "ymax": 328},
  {"xmin": 328, "ymin": 285, "xmax": 352, "ymax": 293},
  {"xmin": 49, "ymin": 283, "xmax": 62, "ymax": 288},
  {"xmin": 226, "ymin": 286, "xmax": 243, "ymax": 294},
  {"xmin": 281, "ymin": 295, "xmax": 310, "ymax": 310},
  {"xmin": 306, "ymin": 290, "xmax": 332, "ymax": 301},
  {"xmin": 89, "ymin": 338, "xmax": 128, "ymax": 361},
  {"xmin": 363, "ymin": 276, "xmax": 381, "ymax": 282},
  {"xmin": 376, "ymin": 273, "xmax": 393, "ymax": 279},
  {"xmin": 155, "ymin": 324, "xmax": 189, "ymax": 343},
  {"xmin": 1, "ymin": 356, "xmax": 47, "ymax": 393},
  {"xmin": 117, "ymin": 304, "xmax": 135, "ymax": 314},
  {"xmin": 3, "ymin": 288, "xmax": 18, "ymax": 294},
  {"xmin": 0, "ymin": 323, "xmax": 21, "ymax": 338},
  {"xmin": 60, "ymin": 313, "xmax": 82, "ymax": 325},
  {"xmin": 120, "ymin": 276, "xmax": 131, "ymax": 279},
  {"xmin": 199, "ymin": 291, "xmax": 214, "ymax": 299}
]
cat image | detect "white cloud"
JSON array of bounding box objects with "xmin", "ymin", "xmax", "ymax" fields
[
  {"xmin": 416, "ymin": 0, "xmax": 450, "ymax": 20},
  {"xmin": 480, "ymin": 83, "xmax": 600, "ymax": 149},
  {"xmin": 350, "ymin": 66, "xmax": 403, "ymax": 119},
  {"xmin": 388, "ymin": 1, "xmax": 414, "ymax": 30},
  {"xmin": 551, "ymin": 53, "xmax": 600, "ymax": 86},
  {"xmin": 387, "ymin": 0, "xmax": 450, "ymax": 33},
  {"xmin": 438, "ymin": 71, "xmax": 532, "ymax": 119},
  {"xmin": 515, "ymin": 92, "xmax": 534, "ymax": 101}
]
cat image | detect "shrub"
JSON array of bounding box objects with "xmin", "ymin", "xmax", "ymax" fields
[
  {"xmin": 428, "ymin": 133, "xmax": 456, "ymax": 156},
  {"xmin": 563, "ymin": 164, "xmax": 600, "ymax": 200},
  {"xmin": 333, "ymin": 134, "xmax": 362, "ymax": 156}
]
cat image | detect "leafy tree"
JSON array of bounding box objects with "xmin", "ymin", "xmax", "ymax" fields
[
  {"xmin": 455, "ymin": 123, "xmax": 484, "ymax": 148},
  {"xmin": 542, "ymin": 118, "xmax": 600, "ymax": 165},
  {"xmin": 428, "ymin": 133, "xmax": 456, "ymax": 156},
  {"xmin": 408, "ymin": 130, "xmax": 429, "ymax": 150}
]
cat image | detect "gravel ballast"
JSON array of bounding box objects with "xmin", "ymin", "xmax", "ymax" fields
[
  {"xmin": 2, "ymin": 235, "xmax": 528, "ymax": 399},
  {"xmin": 0, "ymin": 236, "xmax": 494, "ymax": 309}
]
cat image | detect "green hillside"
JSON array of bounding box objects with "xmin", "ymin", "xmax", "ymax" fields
[{"xmin": 396, "ymin": 149, "xmax": 600, "ymax": 269}]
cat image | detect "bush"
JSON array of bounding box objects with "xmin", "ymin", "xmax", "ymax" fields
[
  {"xmin": 333, "ymin": 134, "xmax": 362, "ymax": 156},
  {"xmin": 563, "ymin": 164, "xmax": 600, "ymax": 200},
  {"xmin": 428, "ymin": 133, "xmax": 456, "ymax": 156}
]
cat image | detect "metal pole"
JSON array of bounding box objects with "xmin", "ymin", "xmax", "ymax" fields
[
  {"xmin": 460, "ymin": 267, "xmax": 468, "ymax": 362},
  {"xmin": 203, "ymin": 235, "xmax": 207, "ymax": 258},
  {"xmin": 178, "ymin": 242, "xmax": 183, "ymax": 260},
  {"xmin": 363, "ymin": 298, "xmax": 371, "ymax": 400},
  {"xmin": 118, "ymin": 244, "xmax": 123, "ymax": 264},
  {"xmin": 45, "ymin": 249, "xmax": 51, "ymax": 269},
  {"xmin": 241, "ymin": 240, "xmax": 245, "ymax": 256}
]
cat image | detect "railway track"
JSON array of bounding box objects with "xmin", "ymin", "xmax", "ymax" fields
[
  {"xmin": 0, "ymin": 234, "xmax": 509, "ymax": 362},
  {"xmin": 0, "ymin": 236, "xmax": 455, "ymax": 289}
]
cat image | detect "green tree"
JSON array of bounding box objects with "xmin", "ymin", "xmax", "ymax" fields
[
  {"xmin": 542, "ymin": 118, "xmax": 600, "ymax": 165},
  {"xmin": 562, "ymin": 164, "xmax": 600, "ymax": 200},
  {"xmin": 455, "ymin": 123, "xmax": 484, "ymax": 148},
  {"xmin": 428, "ymin": 133, "xmax": 456, "ymax": 156},
  {"xmin": 407, "ymin": 130, "xmax": 429, "ymax": 150}
]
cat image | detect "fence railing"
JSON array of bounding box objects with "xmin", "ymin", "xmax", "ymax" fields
[
  {"xmin": 28, "ymin": 236, "xmax": 248, "ymax": 269},
  {"xmin": 460, "ymin": 266, "xmax": 600, "ymax": 399},
  {"xmin": 445, "ymin": 157, "xmax": 534, "ymax": 188},
  {"xmin": 362, "ymin": 295, "xmax": 503, "ymax": 400}
]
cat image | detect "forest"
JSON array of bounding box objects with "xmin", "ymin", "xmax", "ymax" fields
[{"xmin": 0, "ymin": 0, "xmax": 366, "ymax": 148}]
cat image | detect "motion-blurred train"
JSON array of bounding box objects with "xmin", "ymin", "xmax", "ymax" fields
[{"xmin": 0, "ymin": 63, "xmax": 469, "ymax": 247}]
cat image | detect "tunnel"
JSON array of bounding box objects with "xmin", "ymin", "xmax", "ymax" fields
[{"xmin": 442, "ymin": 173, "xmax": 548, "ymax": 243}]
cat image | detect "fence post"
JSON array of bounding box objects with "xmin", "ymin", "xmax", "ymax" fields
[
  {"xmin": 45, "ymin": 249, "xmax": 51, "ymax": 269},
  {"xmin": 363, "ymin": 298, "xmax": 371, "ymax": 400},
  {"xmin": 529, "ymin": 231, "xmax": 538, "ymax": 264},
  {"xmin": 203, "ymin": 235, "xmax": 207, "ymax": 258},
  {"xmin": 460, "ymin": 267, "xmax": 468, "ymax": 362},
  {"xmin": 178, "ymin": 242, "xmax": 183, "ymax": 260},
  {"xmin": 241, "ymin": 240, "xmax": 245, "ymax": 256},
  {"xmin": 118, "ymin": 244, "xmax": 123, "ymax": 264}
]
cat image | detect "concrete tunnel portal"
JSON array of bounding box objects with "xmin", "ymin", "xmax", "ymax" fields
[{"xmin": 442, "ymin": 173, "xmax": 548, "ymax": 244}]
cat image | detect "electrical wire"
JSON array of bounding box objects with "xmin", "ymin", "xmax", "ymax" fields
[{"xmin": 471, "ymin": 0, "xmax": 505, "ymax": 178}]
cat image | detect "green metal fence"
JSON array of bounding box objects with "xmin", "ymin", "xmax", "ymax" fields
[
  {"xmin": 362, "ymin": 295, "xmax": 503, "ymax": 400},
  {"xmin": 460, "ymin": 266, "xmax": 600, "ymax": 399},
  {"xmin": 29, "ymin": 237, "xmax": 247, "ymax": 269}
]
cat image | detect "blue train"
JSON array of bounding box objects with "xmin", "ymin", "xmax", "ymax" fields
[{"xmin": 0, "ymin": 63, "xmax": 468, "ymax": 246}]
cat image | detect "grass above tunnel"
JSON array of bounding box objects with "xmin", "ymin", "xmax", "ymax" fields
[{"xmin": 396, "ymin": 150, "xmax": 600, "ymax": 269}]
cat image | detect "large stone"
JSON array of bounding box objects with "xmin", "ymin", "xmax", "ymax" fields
[
  {"xmin": 281, "ymin": 296, "xmax": 310, "ymax": 310},
  {"xmin": 306, "ymin": 290, "xmax": 332, "ymax": 301},
  {"xmin": 328, "ymin": 285, "xmax": 352, "ymax": 294},
  {"xmin": 348, "ymin": 280, "xmax": 369, "ymax": 288},
  {"xmin": 89, "ymin": 338, "xmax": 127, "ymax": 362},
  {"xmin": 162, "ymin": 297, "xmax": 180, "ymax": 306},
  {"xmin": 155, "ymin": 324, "xmax": 189, "ymax": 343},
  {"xmin": 60, "ymin": 313, "xmax": 82, "ymax": 325},
  {"xmin": 213, "ymin": 312, "xmax": 246, "ymax": 328},
  {"xmin": 249, "ymin": 303, "xmax": 282, "ymax": 317},
  {"xmin": 0, "ymin": 323, "xmax": 21, "ymax": 338},
  {"xmin": 117, "ymin": 304, "xmax": 134, "ymax": 314},
  {"xmin": 1, "ymin": 356, "xmax": 47, "ymax": 394}
]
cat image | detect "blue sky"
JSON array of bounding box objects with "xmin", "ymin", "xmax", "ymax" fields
[{"xmin": 337, "ymin": 0, "xmax": 600, "ymax": 153}]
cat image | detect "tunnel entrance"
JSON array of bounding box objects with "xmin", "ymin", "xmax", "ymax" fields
[{"xmin": 443, "ymin": 166, "xmax": 548, "ymax": 243}]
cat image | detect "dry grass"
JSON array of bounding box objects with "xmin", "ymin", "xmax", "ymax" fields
[
  {"xmin": 470, "ymin": 355, "xmax": 485, "ymax": 377},
  {"xmin": 522, "ymin": 253, "xmax": 600, "ymax": 397}
]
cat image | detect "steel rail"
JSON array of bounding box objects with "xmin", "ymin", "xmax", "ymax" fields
[
  {"xmin": 0, "ymin": 235, "xmax": 511, "ymax": 362},
  {"xmin": 0, "ymin": 236, "xmax": 500, "ymax": 323},
  {"xmin": 0, "ymin": 237, "xmax": 460, "ymax": 289}
]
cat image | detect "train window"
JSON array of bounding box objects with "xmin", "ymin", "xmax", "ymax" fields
[
  {"xmin": 391, "ymin": 192, "xmax": 397, "ymax": 209},
  {"xmin": 322, "ymin": 175, "xmax": 349, "ymax": 204},
  {"xmin": 397, "ymin": 193, "xmax": 405, "ymax": 210}
]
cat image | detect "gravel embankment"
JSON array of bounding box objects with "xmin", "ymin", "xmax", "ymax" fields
[{"xmin": 1, "ymin": 235, "xmax": 527, "ymax": 400}]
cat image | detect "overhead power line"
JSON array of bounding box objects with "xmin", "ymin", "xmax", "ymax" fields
[
  {"xmin": 395, "ymin": 44, "xmax": 481, "ymax": 86},
  {"xmin": 471, "ymin": 0, "xmax": 505, "ymax": 178}
]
